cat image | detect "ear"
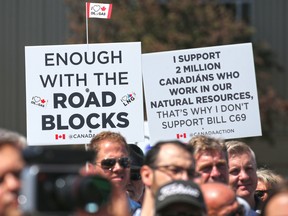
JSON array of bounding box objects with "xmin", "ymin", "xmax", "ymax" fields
[{"xmin": 140, "ymin": 165, "xmax": 153, "ymax": 187}]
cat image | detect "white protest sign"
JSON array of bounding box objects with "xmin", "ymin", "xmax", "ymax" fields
[
  {"xmin": 142, "ymin": 43, "xmax": 262, "ymax": 144},
  {"xmin": 25, "ymin": 42, "xmax": 144, "ymax": 145}
]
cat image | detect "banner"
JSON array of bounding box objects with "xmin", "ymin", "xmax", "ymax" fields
[
  {"xmin": 142, "ymin": 43, "xmax": 262, "ymax": 144},
  {"xmin": 86, "ymin": 2, "xmax": 113, "ymax": 19},
  {"xmin": 25, "ymin": 42, "xmax": 144, "ymax": 145}
]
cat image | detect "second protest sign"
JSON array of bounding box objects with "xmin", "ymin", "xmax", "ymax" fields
[{"xmin": 142, "ymin": 43, "xmax": 262, "ymax": 144}]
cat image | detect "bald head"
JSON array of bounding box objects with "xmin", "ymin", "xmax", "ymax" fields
[
  {"xmin": 201, "ymin": 183, "xmax": 240, "ymax": 216},
  {"xmin": 264, "ymin": 192, "xmax": 288, "ymax": 216}
]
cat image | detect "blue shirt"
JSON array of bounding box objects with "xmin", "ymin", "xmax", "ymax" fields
[{"xmin": 128, "ymin": 197, "xmax": 141, "ymax": 215}]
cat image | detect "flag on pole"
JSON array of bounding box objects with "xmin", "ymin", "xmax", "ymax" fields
[{"xmin": 86, "ymin": 2, "xmax": 113, "ymax": 19}]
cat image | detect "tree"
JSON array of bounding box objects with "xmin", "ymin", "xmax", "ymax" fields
[{"xmin": 65, "ymin": 0, "xmax": 288, "ymax": 142}]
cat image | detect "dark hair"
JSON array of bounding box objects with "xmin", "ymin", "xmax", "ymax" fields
[
  {"xmin": 144, "ymin": 140, "xmax": 194, "ymax": 167},
  {"xmin": 129, "ymin": 144, "xmax": 144, "ymax": 157},
  {"xmin": 128, "ymin": 144, "xmax": 144, "ymax": 169}
]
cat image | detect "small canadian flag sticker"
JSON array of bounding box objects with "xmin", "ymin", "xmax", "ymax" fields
[
  {"xmin": 176, "ymin": 133, "xmax": 187, "ymax": 139},
  {"xmin": 55, "ymin": 134, "xmax": 66, "ymax": 140}
]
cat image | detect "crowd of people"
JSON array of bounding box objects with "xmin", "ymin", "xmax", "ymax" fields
[{"xmin": 0, "ymin": 128, "xmax": 287, "ymax": 216}]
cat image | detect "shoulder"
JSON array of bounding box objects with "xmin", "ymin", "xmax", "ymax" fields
[
  {"xmin": 132, "ymin": 208, "xmax": 141, "ymax": 216},
  {"xmin": 128, "ymin": 197, "xmax": 141, "ymax": 215}
]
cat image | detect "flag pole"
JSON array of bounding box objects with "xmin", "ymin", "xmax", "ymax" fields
[
  {"xmin": 85, "ymin": 2, "xmax": 89, "ymax": 45},
  {"xmin": 85, "ymin": 143, "xmax": 89, "ymax": 172}
]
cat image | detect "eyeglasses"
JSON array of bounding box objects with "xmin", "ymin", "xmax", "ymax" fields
[
  {"xmin": 95, "ymin": 157, "xmax": 130, "ymax": 170},
  {"xmin": 255, "ymin": 189, "xmax": 270, "ymax": 198},
  {"xmin": 151, "ymin": 165, "xmax": 195, "ymax": 179},
  {"xmin": 130, "ymin": 172, "xmax": 141, "ymax": 181}
]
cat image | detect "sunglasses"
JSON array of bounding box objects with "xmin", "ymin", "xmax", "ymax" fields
[
  {"xmin": 130, "ymin": 172, "xmax": 141, "ymax": 181},
  {"xmin": 255, "ymin": 189, "xmax": 270, "ymax": 198},
  {"xmin": 97, "ymin": 157, "xmax": 131, "ymax": 170}
]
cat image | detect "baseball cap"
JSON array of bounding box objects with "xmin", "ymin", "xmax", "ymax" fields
[
  {"xmin": 128, "ymin": 144, "xmax": 144, "ymax": 170},
  {"xmin": 155, "ymin": 180, "xmax": 206, "ymax": 213}
]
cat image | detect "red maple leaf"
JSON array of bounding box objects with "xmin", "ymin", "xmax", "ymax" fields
[
  {"xmin": 101, "ymin": 6, "xmax": 106, "ymax": 11},
  {"xmin": 41, "ymin": 99, "xmax": 46, "ymax": 104}
]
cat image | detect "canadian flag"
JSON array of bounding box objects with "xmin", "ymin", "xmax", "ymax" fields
[
  {"xmin": 55, "ymin": 134, "xmax": 66, "ymax": 140},
  {"xmin": 86, "ymin": 2, "xmax": 113, "ymax": 19},
  {"xmin": 176, "ymin": 133, "xmax": 187, "ymax": 139}
]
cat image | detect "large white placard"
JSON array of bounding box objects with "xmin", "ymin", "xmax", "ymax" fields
[
  {"xmin": 25, "ymin": 42, "xmax": 144, "ymax": 145},
  {"xmin": 142, "ymin": 43, "xmax": 262, "ymax": 144}
]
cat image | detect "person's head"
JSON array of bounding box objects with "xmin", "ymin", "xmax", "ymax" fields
[
  {"xmin": 87, "ymin": 131, "xmax": 130, "ymax": 191},
  {"xmin": 141, "ymin": 140, "xmax": 195, "ymax": 195},
  {"xmin": 201, "ymin": 182, "xmax": 244, "ymax": 216},
  {"xmin": 188, "ymin": 135, "xmax": 228, "ymax": 184},
  {"xmin": 225, "ymin": 140, "xmax": 257, "ymax": 205},
  {"xmin": 155, "ymin": 180, "xmax": 206, "ymax": 216},
  {"xmin": 256, "ymin": 168, "xmax": 284, "ymax": 202},
  {"xmin": 0, "ymin": 128, "xmax": 26, "ymax": 216},
  {"xmin": 126, "ymin": 144, "xmax": 145, "ymax": 203},
  {"xmin": 261, "ymin": 180, "xmax": 288, "ymax": 216}
]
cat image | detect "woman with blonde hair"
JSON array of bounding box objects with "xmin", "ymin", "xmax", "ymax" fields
[{"xmin": 256, "ymin": 167, "xmax": 284, "ymax": 202}]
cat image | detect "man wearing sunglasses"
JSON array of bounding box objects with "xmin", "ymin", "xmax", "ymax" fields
[
  {"xmin": 86, "ymin": 131, "xmax": 140, "ymax": 215},
  {"xmin": 256, "ymin": 167, "xmax": 283, "ymax": 202},
  {"xmin": 139, "ymin": 140, "xmax": 195, "ymax": 216}
]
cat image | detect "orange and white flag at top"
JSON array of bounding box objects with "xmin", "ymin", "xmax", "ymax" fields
[{"xmin": 86, "ymin": 2, "xmax": 113, "ymax": 19}]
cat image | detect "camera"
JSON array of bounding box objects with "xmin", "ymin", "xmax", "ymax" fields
[{"xmin": 18, "ymin": 147, "xmax": 112, "ymax": 215}]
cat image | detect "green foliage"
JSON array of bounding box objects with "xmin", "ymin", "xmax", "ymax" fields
[
  {"xmin": 65, "ymin": 0, "xmax": 288, "ymax": 142},
  {"xmin": 66, "ymin": 0, "xmax": 252, "ymax": 50}
]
